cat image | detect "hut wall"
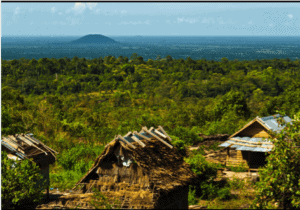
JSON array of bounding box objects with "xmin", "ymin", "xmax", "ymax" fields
[
  {"xmin": 226, "ymin": 150, "xmax": 249, "ymax": 168},
  {"xmin": 238, "ymin": 122, "xmax": 269, "ymax": 138},
  {"xmin": 155, "ymin": 185, "xmax": 189, "ymax": 209},
  {"xmin": 81, "ymin": 161, "xmax": 155, "ymax": 209}
]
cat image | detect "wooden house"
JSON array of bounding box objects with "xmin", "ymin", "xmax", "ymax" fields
[
  {"xmin": 1, "ymin": 133, "xmax": 58, "ymax": 199},
  {"xmin": 50, "ymin": 126, "xmax": 197, "ymax": 209},
  {"xmin": 219, "ymin": 114, "xmax": 292, "ymax": 169}
]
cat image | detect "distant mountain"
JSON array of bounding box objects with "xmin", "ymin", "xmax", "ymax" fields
[{"xmin": 69, "ymin": 34, "xmax": 118, "ymax": 45}]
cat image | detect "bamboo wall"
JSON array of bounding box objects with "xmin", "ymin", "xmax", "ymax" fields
[
  {"xmin": 226, "ymin": 149, "xmax": 249, "ymax": 167},
  {"xmin": 238, "ymin": 121, "xmax": 270, "ymax": 138}
]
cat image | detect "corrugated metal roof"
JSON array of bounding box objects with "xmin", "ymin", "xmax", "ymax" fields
[
  {"xmin": 260, "ymin": 114, "xmax": 292, "ymax": 132},
  {"xmin": 219, "ymin": 136, "xmax": 273, "ymax": 152},
  {"xmin": 1, "ymin": 134, "xmax": 58, "ymax": 163}
]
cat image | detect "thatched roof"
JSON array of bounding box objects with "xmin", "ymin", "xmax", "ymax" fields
[
  {"xmin": 74, "ymin": 126, "xmax": 197, "ymax": 192},
  {"xmin": 1, "ymin": 133, "xmax": 58, "ymax": 166}
]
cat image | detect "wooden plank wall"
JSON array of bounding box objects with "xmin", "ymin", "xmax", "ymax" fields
[{"xmin": 238, "ymin": 121, "xmax": 270, "ymax": 138}]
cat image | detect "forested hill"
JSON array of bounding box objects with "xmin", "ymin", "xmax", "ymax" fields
[
  {"xmin": 2, "ymin": 55, "xmax": 300, "ymax": 152},
  {"xmin": 69, "ymin": 34, "xmax": 118, "ymax": 44}
]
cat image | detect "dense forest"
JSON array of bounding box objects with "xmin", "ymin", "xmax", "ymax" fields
[
  {"xmin": 2, "ymin": 54, "xmax": 300, "ymax": 208},
  {"xmin": 2, "ymin": 54, "xmax": 300, "ymax": 149}
]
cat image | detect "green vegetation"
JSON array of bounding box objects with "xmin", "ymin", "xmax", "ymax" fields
[
  {"xmin": 228, "ymin": 163, "xmax": 249, "ymax": 173},
  {"xmin": 251, "ymin": 111, "xmax": 300, "ymax": 209},
  {"xmin": 1, "ymin": 150, "xmax": 47, "ymax": 209},
  {"xmin": 2, "ymin": 55, "xmax": 300, "ymax": 207}
]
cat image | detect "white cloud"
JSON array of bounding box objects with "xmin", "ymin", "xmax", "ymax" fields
[
  {"xmin": 87, "ymin": 3, "xmax": 97, "ymax": 10},
  {"xmin": 177, "ymin": 17, "xmax": 197, "ymax": 24},
  {"xmin": 217, "ymin": 17, "xmax": 235, "ymax": 25},
  {"xmin": 287, "ymin": 14, "xmax": 293, "ymax": 19},
  {"xmin": 121, "ymin": 10, "xmax": 127, "ymax": 14},
  {"xmin": 66, "ymin": 2, "xmax": 86, "ymax": 15},
  {"xmin": 248, "ymin": 21, "xmax": 253, "ymax": 24},
  {"xmin": 14, "ymin": 7, "xmax": 21, "ymax": 15},
  {"xmin": 51, "ymin": 7, "xmax": 57, "ymax": 14},
  {"xmin": 67, "ymin": 16, "xmax": 82, "ymax": 25},
  {"xmin": 119, "ymin": 20, "xmax": 151, "ymax": 25},
  {"xmin": 201, "ymin": 17, "xmax": 215, "ymax": 24},
  {"xmin": 269, "ymin": 23, "xmax": 274, "ymax": 27},
  {"xmin": 58, "ymin": 12, "xmax": 63, "ymax": 15}
]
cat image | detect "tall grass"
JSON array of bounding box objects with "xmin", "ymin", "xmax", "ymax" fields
[{"xmin": 50, "ymin": 143, "xmax": 105, "ymax": 191}]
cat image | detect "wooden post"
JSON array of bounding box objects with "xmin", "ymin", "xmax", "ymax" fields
[
  {"xmin": 47, "ymin": 186, "xmax": 49, "ymax": 200},
  {"xmin": 248, "ymin": 151, "xmax": 251, "ymax": 168}
]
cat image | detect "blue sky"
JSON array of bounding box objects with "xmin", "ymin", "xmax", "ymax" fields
[{"xmin": 2, "ymin": 2, "xmax": 300, "ymax": 36}]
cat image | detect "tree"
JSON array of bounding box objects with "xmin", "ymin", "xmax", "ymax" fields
[
  {"xmin": 1, "ymin": 150, "xmax": 47, "ymax": 209},
  {"xmin": 130, "ymin": 53, "xmax": 138, "ymax": 61},
  {"xmin": 156, "ymin": 55, "xmax": 162, "ymax": 61},
  {"xmin": 166, "ymin": 55, "xmax": 173, "ymax": 62},
  {"xmin": 251, "ymin": 112, "xmax": 300, "ymax": 209}
]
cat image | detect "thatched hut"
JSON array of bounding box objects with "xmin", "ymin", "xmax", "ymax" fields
[
  {"xmin": 1, "ymin": 133, "xmax": 58, "ymax": 199},
  {"xmin": 219, "ymin": 114, "xmax": 292, "ymax": 169},
  {"xmin": 60, "ymin": 126, "xmax": 197, "ymax": 209}
]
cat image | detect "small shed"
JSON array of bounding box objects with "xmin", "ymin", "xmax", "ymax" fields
[
  {"xmin": 219, "ymin": 114, "xmax": 292, "ymax": 168},
  {"xmin": 1, "ymin": 133, "xmax": 58, "ymax": 199},
  {"xmin": 56, "ymin": 126, "xmax": 198, "ymax": 209}
]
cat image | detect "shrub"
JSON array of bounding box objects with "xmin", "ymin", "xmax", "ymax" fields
[
  {"xmin": 57, "ymin": 144, "xmax": 104, "ymax": 171},
  {"xmin": 170, "ymin": 126, "xmax": 203, "ymax": 146},
  {"xmin": 1, "ymin": 151, "xmax": 47, "ymax": 209},
  {"xmin": 171, "ymin": 135, "xmax": 188, "ymax": 156},
  {"xmin": 251, "ymin": 112, "xmax": 300, "ymax": 209},
  {"xmin": 228, "ymin": 162, "xmax": 248, "ymax": 172},
  {"xmin": 188, "ymin": 186, "xmax": 198, "ymax": 205},
  {"xmin": 217, "ymin": 187, "xmax": 232, "ymax": 201}
]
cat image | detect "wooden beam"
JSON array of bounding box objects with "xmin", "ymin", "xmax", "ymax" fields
[
  {"xmin": 133, "ymin": 131, "xmax": 151, "ymax": 141},
  {"xmin": 2, "ymin": 138, "xmax": 25, "ymax": 154},
  {"xmin": 117, "ymin": 135, "xmax": 136, "ymax": 149},
  {"xmin": 227, "ymin": 141, "xmax": 273, "ymax": 149},
  {"xmin": 230, "ymin": 138, "xmax": 273, "ymax": 145},
  {"xmin": 130, "ymin": 135, "xmax": 146, "ymax": 148},
  {"xmin": 149, "ymin": 127, "xmax": 154, "ymax": 132},
  {"xmin": 158, "ymin": 126, "xmax": 172, "ymax": 141},
  {"xmin": 142, "ymin": 127, "xmax": 173, "ymax": 149},
  {"xmin": 124, "ymin": 132, "xmax": 132, "ymax": 137},
  {"xmin": 154, "ymin": 129, "xmax": 166, "ymax": 138},
  {"xmin": 18, "ymin": 135, "xmax": 48, "ymax": 155},
  {"xmin": 28, "ymin": 135, "xmax": 59, "ymax": 154}
]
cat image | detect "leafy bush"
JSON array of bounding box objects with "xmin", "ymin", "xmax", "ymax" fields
[
  {"xmin": 184, "ymin": 152, "xmax": 220, "ymax": 181},
  {"xmin": 1, "ymin": 151, "xmax": 47, "ymax": 209},
  {"xmin": 57, "ymin": 144, "xmax": 104, "ymax": 171},
  {"xmin": 208, "ymin": 141, "xmax": 222, "ymax": 151},
  {"xmin": 199, "ymin": 181, "xmax": 219, "ymax": 200},
  {"xmin": 185, "ymin": 152, "xmax": 225, "ymax": 200},
  {"xmin": 188, "ymin": 186, "xmax": 198, "ymax": 205},
  {"xmin": 228, "ymin": 162, "xmax": 248, "ymax": 172},
  {"xmin": 251, "ymin": 112, "xmax": 300, "ymax": 209},
  {"xmin": 170, "ymin": 126, "xmax": 203, "ymax": 146},
  {"xmin": 171, "ymin": 135, "xmax": 188, "ymax": 156},
  {"xmin": 217, "ymin": 187, "xmax": 232, "ymax": 201}
]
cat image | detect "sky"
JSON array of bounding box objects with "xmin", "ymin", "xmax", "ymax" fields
[{"xmin": 1, "ymin": 2, "xmax": 300, "ymax": 36}]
